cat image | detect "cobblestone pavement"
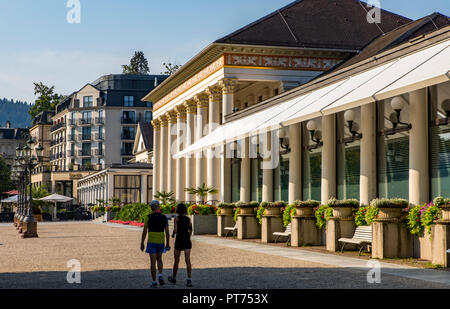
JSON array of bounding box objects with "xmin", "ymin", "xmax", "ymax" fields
[{"xmin": 0, "ymin": 223, "xmax": 448, "ymax": 289}]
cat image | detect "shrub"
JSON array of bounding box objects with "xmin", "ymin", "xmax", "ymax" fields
[
  {"xmin": 315, "ymin": 205, "xmax": 333, "ymax": 229},
  {"xmin": 115, "ymin": 203, "xmax": 151, "ymax": 223},
  {"xmin": 355, "ymin": 206, "xmax": 369, "ymax": 226},
  {"xmin": 406, "ymin": 205, "xmax": 424, "ymax": 236},
  {"xmin": 282, "ymin": 204, "xmax": 296, "ymax": 227},
  {"xmin": 422, "ymin": 203, "xmax": 440, "ymax": 236},
  {"xmin": 366, "ymin": 206, "xmax": 379, "ymax": 224},
  {"xmin": 187, "ymin": 204, "xmax": 216, "ymax": 216},
  {"xmin": 160, "ymin": 204, "xmax": 176, "ymax": 214}
]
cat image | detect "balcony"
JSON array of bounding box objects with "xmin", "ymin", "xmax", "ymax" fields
[
  {"xmin": 95, "ymin": 117, "xmax": 104, "ymax": 125},
  {"xmin": 79, "ymin": 150, "xmax": 92, "ymax": 157},
  {"xmin": 120, "ymin": 148, "xmax": 133, "ymax": 156},
  {"xmin": 121, "ymin": 117, "xmax": 141, "ymax": 124},
  {"xmin": 50, "ymin": 122, "xmax": 66, "ymax": 132},
  {"xmin": 94, "ymin": 133, "xmax": 104, "ymax": 141},
  {"xmin": 69, "ymin": 119, "xmax": 76, "ymax": 126},
  {"xmin": 78, "ymin": 134, "xmax": 92, "ymax": 141},
  {"xmin": 95, "ymin": 149, "xmax": 104, "ymax": 157},
  {"xmin": 79, "ymin": 165, "xmax": 95, "ymax": 171},
  {"xmin": 67, "ymin": 150, "xmax": 75, "ymax": 157},
  {"xmin": 78, "ymin": 118, "xmax": 92, "ymax": 126},
  {"xmin": 121, "ymin": 132, "xmax": 136, "ymax": 140},
  {"xmin": 69, "ymin": 134, "xmax": 76, "ymax": 142}
]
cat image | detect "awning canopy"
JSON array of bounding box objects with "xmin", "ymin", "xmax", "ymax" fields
[
  {"xmin": 39, "ymin": 194, "xmax": 73, "ymax": 203},
  {"xmin": 175, "ymin": 39, "xmax": 450, "ymax": 159}
]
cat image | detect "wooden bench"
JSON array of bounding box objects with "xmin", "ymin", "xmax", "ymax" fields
[
  {"xmin": 273, "ymin": 223, "xmax": 292, "ymax": 244},
  {"xmin": 224, "ymin": 223, "xmax": 237, "ymax": 238},
  {"xmin": 338, "ymin": 226, "xmax": 372, "ymax": 255}
]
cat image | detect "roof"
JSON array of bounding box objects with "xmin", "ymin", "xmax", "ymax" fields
[
  {"xmin": 32, "ymin": 110, "xmax": 55, "ymax": 126},
  {"xmin": 138, "ymin": 122, "xmax": 154, "ymax": 150},
  {"xmin": 215, "ymin": 0, "xmax": 411, "ymax": 51},
  {"xmin": 335, "ymin": 12, "xmax": 450, "ymax": 70},
  {"xmin": 109, "ymin": 162, "xmax": 153, "ymax": 169},
  {"xmin": 0, "ymin": 128, "xmax": 29, "ymax": 140}
]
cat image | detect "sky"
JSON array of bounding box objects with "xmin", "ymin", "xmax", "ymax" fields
[{"xmin": 0, "ymin": 0, "xmax": 449, "ymax": 103}]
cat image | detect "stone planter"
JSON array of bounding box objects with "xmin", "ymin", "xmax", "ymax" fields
[
  {"xmin": 189, "ymin": 215, "xmax": 217, "ymax": 235},
  {"xmin": 220, "ymin": 208, "xmax": 234, "ymax": 216},
  {"xmin": 439, "ymin": 204, "xmax": 450, "ymax": 221},
  {"xmin": 295, "ymin": 206, "xmax": 314, "ymax": 217},
  {"xmin": 331, "ymin": 207, "xmax": 353, "ymax": 218},
  {"xmin": 264, "ymin": 207, "xmax": 282, "ymax": 216},
  {"xmin": 240, "ymin": 208, "xmax": 254, "ymax": 215},
  {"xmin": 377, "ymin": 207, "xmax": 402, "ymax": 220}
]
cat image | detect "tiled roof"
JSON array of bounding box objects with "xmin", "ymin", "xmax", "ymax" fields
[{"xmin": 215, "ymin": 0, "xmax": 411, "ymax": 51}]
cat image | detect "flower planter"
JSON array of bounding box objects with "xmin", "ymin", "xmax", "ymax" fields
[
  {"xmin": 264, "ymin": 207, "xmax": 281, "ymax": 216},
  {"xmin": 295, "ymin": 207, "xmax": 314, "ymax": 217},
  {"xmin": 240, "ymin": 208, "xmax": 254, "ymax": 215},
  {"xmin": 439, "ymin": 204, "xmax": 450, "ymax": 221},
  {"xmin": 332, "ymin": 207, "xmax": 353, "ymax": 218},
  {"xmin": 220, "ymin": 208, "xmax": 234, "ymax": 216},
  {"xmin": 377, "ymin": 208, "xmax": 402, "ymax": 220},
  {"xmin": 189, "ymin": 215, "xmax": 217, "ymax": 235}
]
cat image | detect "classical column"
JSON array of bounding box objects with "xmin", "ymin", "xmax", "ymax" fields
[
  {"xmin": 159, "ymin": 116, "xmax": 168, "ymax": 192},
  {"xmin": 262, "ymin": 131, "xmax": 274, "ymax": 202},
  {"xmin": 409, "ymin": 88, "xmax": 429, "ymax": 205},
  {"xmin": 321, "ymin": 114, "xmax": 336, "ymax": 203},
  {"xmin": 151, "ymin": 118, "xmax": 161, "ymax": 195},
  {"xmin": 206, "ymin": 86, "xmax": 222, "ymax": 201},
  {"xmin": 194, "ymin": 93, "xmax": 209, "ymax": 191},
  {"xmin": 184, "ymin": 99, "xmax": 197, "ymax": 201},
  {"xmin": 175, "ymin": 105, "xmax": 187, "ymax": 201},
  {"xmin": 220, "ymin": 78, "xmax": 237, "ymax": 123},
  {"xmin": 240, "ymin": 138, "xmax": 251, "ymax": 202},
  {"xmin": 167, "ymin": 110, "xmax": 177, "ymax": 196},
  {"xmin": 360, "ymin": 103, "xmax": 377, "ymax": 206},
  {"xmin": 288, "ymin": 123, "xmax": 302, "ymax": 204}
]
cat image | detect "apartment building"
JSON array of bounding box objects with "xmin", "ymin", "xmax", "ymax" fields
[
  {"xmin": 0, "ymin": 121, "xmax": 29, "ymax": 169},
  {"xmin": 34, "ymin": 74, "xmax": 167, "ymax": 198}
]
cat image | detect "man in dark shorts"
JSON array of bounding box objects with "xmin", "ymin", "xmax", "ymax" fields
[{"xmin": 140, "ymin": 200, "xmax": 170, "ymax": 288}]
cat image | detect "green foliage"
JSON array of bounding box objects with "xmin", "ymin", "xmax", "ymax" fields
[
  {"xmin": 160, "ymin": 204, "xmax": 176, "ymax": 214},
  {"xmin": 31, "ymin": 185, "xmax": 51, "ymax": 210},
  {"xmin": 271, "ymin": 201, "xmax": 287, "ymax": 208},
  {"xmin": 122, "ymin": 51, "xmax": 150, "ymax": 75},
  {"xmin": 154, "ymin": 191, "xmax": 175, "ymax": 205},
  {"xmin": 217, "ymin": 202, "xmax": 235, "ymax": 208},
  {"xmin": 110, "ymin": 197, "xmax": 121, "ymax": 206},
  {"xmin": 370, "ymin": 198, "xmax": 409, "ymax": 208},
  {"xmin": 406, "ymin": 205, "xmax": 424, "ymax": 235},
  {"xmin": 293, "ymin": 200, "xmax": 320, "ymax": 208},
  {"xmin": 114, "ymin": 203, "xmax": 151, "ymax": 223},
  {"xmin": 433, "ymin": 196, "xmax": 450, "ymax": 207},
  {"xmin": 260, "ymin": 201, "xmax": 270, "ymax": 208},
  {"xmin": 185, "ymin": 183, "xmax": 218, "ymax": 204},
  {"xmin": 187, "ymin": 204, "xmax": 216, "ymax": 216},
  {"xmin": 315, "ymin": 205, "xmax": 333, "ymax": 229},
  {"xmin": 325, "ymin": 198, "xmax": 360, "ymax": 208},
  {"xmin": 0, "ymin": 155, "xmax": 13, "ymax": 194},
  {"xmin": 0, "ymin": 98, "xmax": 30, "ymax": 128},
  {"xmin": 282, "ymin": 205, "xmax": 296, "ymax": 227},
  {"xmin": 28, "ymin": 82, "xmax": 63, "ymax": 119},
  {"xmin": 422, "ymin": 204, "xmax": 440, "ymax": 236},
  {"xmin": 366, "ymin": 206, "xmax": 379, "ymax": 224},
  {"xmin": 355, "ymin": 206, "xmax": 369, "ymax": 226},
  {"xmin": 233, "ymin": 207, "xmax": 240, "ymax": 222},
  {"xmin": 256, "ymin": 206, "xmax": 265, "ymax": 224},
  {"xmin": 161, "ymin": 62, "xmax": 181, "ymax": 75}
]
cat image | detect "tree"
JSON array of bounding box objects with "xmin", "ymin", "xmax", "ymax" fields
[
  {"xmin": 184, "ymin": 183, "xmax": 218, "ymax": 204},
  {"xmin": 154, "ymin": 191, "xmax": 175, "ymax": 205},
  {"xmin": 122, "ymin": 51, "xmax": 150, "ymax": 75},
  {"xmin": 161, "ymin": 62, "xmax": 181, "ymax": 75},
  {"xmin": 28, "ymin": 82, "xmax": 63, "ymax": 120},
  {"xmin": 0, "ymin": 155, "xmax": 13, "ymax": 195}
]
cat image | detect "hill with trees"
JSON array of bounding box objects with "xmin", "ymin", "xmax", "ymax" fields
[{"xmin": 0, "ymin": 98, "xmax": 31, "ymax": 128}]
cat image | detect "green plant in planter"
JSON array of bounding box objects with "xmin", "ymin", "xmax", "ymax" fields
[
  {"xmin": 325, "ymin": 198, "xmax": 360, "ymax": 208},
  {"xmin": 366, "ymin": 206, "xmax": 379, "ymax": 224},
  {"xmin": 315, "ymin": 205, "xmax": 333, "ymax": 229},
  {"xmin": 260, "ymin": 201, "xmax": 271, "ymax": 208},
  {"xmin": 216, "ymin": 202, "xmax": 235, "ymax": 216},
  {"xmin": 256, "ymin": 206, "xmax": 265, "ymax": 224},
  {"xmin": 355, "ymin": 206, "xmax": 369, "ymax": 226},
  {"xmin": 233, "ymin": 208, "xmax": 241, "ymax": 222},
  {"xmin": 422, "ymin": 203, "xmax": 440, "ymax": 237},
  {"xmin": 293, "ymin": 200, "xmax": 320, "ymax": 208},
  {"xmin": 271, "ymin": 201, "xmax": 287, "ymax": 208},
  {"xmin": 407, "ymin": 205, "xmax": 424, "ymax": 236},
  {"xmin": 282, "ymin": 204, "xmax": 296, "ymax": 227},
  {"xmin": 249, "ymin": 201, "xmax": 260, "ymax": 208},
  {"xmin": 433, "ymin": 196, "xmax": 450, "ymax": 207},
  {"xmin": 370, "ymin": 198, "xmax": 409, "ymax": 208}
]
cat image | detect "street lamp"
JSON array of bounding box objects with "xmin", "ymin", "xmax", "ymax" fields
[
  {"xmin": 306, "ymin": 120, "xmax": 322, "ymax": 147},
  {"xmin": 343, "ymin": 110, "xmax": 362, "ymax": 142},
  {"xmin": 389, "ymin": 96, "xmax": 412, "ymax": 130}
]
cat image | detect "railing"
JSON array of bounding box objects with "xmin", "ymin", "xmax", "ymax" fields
[
  {"xmin": 78, "ymin": 134, "xmax": 92, "ymax": 141},
  {"xmin": 78, "ymin": 118, "xmax": 92, "ymax": 125},
  {"xmin": 69, "ymin": 119, "xmax": 76, "ymax": 126},
  {"xmin": 79, "ymin": 150, "xmax": 92, "ymax": 157},
  {"xmin": 69, "ymin": 134, "xmax": 76, "ymax": 142},
  {"xmin": 95, "ymin": 117, "xmax": 104, "ymax": 125},
  {"xmin": 94, "ymin": 133, "xmax": 104, "ymax": 141},
  {"xmin": 95, "ymin": 149, "xmax": 104, "ymax": 156},
  {"xmin": 121, "ymin": 117, "xmax": 141, "ymax": 124},
  {"xmin": 50, "ymin": 122, "xmax": 66, "ymax": 132}
]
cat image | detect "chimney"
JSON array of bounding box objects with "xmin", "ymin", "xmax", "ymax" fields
[{"xmin": 6, "ymin": 121, "xmax": 11, "ymax": 128}]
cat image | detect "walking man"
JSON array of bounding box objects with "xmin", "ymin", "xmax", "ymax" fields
[{"xmin": 140, "ymin": 200, "xmax": 170, "ymax": 288}]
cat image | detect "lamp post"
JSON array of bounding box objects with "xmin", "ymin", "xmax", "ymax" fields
[{"xmin": 12, "ymin": 139, "xmax": 41, "ymax": 238}]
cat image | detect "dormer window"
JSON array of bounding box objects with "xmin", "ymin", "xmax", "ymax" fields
[
  {"xmin": 83, "ymin": 96, "xmax": 93, "ymax": 107},
  {"xmin": 124, "ymin": 96, "xmax": 134, "ymax": 107}
]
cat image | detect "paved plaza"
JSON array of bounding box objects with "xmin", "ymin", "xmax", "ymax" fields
[{"xmin": 0, "ymin": 222, "xmax": 449, "ymax": 289}]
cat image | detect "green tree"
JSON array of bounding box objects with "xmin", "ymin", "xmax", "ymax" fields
[
  {"xmin": 28, "ymin": 82, "xmax": 63, "ymax": 119},
  {"xmin": 161, "ymin": 62, "xmax": 181, "ymax": 75},
  {"xmin": 154, "ymin": 191, "xmax": 175, "ymax": 205},
  {"xmin": 0, "ymin": 155, "xmax": 13, "ymax": 194},
  {"xmin": 184, "ymin": 183, "xmax": 218, "ymax": 204},
  {"xmin": 122, "ymin": 51, "xmax": 150, "ymax": 75}
]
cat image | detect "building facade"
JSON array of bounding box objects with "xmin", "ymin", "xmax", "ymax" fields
[
  {"xmin": 146, "ymin": 0, "xmax": 412, "ymax": 203},
  {"xmin": 0, "ymin": 121, "xmax": 29, "ymax": 169}
]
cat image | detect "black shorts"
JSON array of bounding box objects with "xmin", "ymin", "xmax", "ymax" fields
[{"xmin": 175, "ymin": 237, "xmax": 192, "ymax": 251}]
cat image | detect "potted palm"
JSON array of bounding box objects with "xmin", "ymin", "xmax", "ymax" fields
[
  {"xmin": 293, "ymin": 200, "xmax": 320, "ymax": 217},
  {"xmin": 184, "ymin": 183, "xmax": 218, "ymax": 205},
  {"xmin": 154, "ymin": 191, "xmax": 175, "ymax": 205}
]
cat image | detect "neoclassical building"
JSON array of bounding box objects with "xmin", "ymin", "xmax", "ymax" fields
[{"xmin": 145, "ymin": 0, "xmax": 413, "ymax": 202}]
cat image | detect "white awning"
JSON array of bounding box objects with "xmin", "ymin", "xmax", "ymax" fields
[{"xmin": 175, "ymin": 39, "xmax": 450, "ymax": 158}]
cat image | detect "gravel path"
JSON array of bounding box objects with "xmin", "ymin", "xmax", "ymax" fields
[{"xmin": 0, "ymin": 223, "xmax": 448, "ymax": 289}]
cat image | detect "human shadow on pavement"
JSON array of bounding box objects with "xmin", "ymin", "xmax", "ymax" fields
[{"xmin": 1, "ymin": 267, "xmax": 448, "ymax": 289}]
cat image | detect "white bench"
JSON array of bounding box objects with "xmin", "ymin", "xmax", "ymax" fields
[
  {"xmin": 273, "ymin": 223, "xmax": 292, "ymax": 244},
  {"xmin": 224, "ymin": 223, "xmax": 237, "ymax": 238},
  {"xmin": 338, "ymin": 226, "xmax": 372, "ymax": 255}
]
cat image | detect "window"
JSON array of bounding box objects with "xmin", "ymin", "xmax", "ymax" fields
[
  {"xmin": 83, "ymin": 96, "xmax": 93, "ymax": 107},
  {"xmin": 430, "ymin": 81, "xmax": 450, "ymax": 198},
  {"xmin": 251, "ymin": 158, "xmax": 263, "ymax": 203},
  {"xmin": 147, "ymin": 175, "xmax": 153, "ymax": 203},
  {"xmin": 273, "ymin": 156, "xmax": 289, "ymax": 202},
  {"xmin": 302, "ymin": 121, "xmax": 321, "ymax": 201},
  {"xmin": 145, "ymin": 111, "xmax": 152, "ymax": 123},
  {"xmin": 82, "ymin": 127, "xmax": 91, "ymax": 140},
  {"xmin": 124, "ymin": 96, "xmax": 134, "ymax": 107},
  {"xmin": 337, "ymin": 110, "xmax": 361, "ymax": 200},
  {"xmin": 122, "ymin": 111, "xmax": 136, "ymax": 124},
  {"xmin": 82, "ymin": 143, "xmax": 91, "ymax": 156},
  {"xmin": 231, "ymin": 143, "xmax": 241, "ymax": 203},
  {"xmin": 121, "ymin": 142, "xmax": 134, "ymax": 155},
  {"xmin": 98, "ymin": 127, "xmax": 103, "ymax": 140},
  {"xmin": 114, "ymin": 175, "xmax": 141, "ymax": 204},
  {"xmin": 377, "ymin": 98, "xmax": 410, "ymax": 199},
  {"xmin": 122, "ymin": 127, "xmax": 136, "ymax": 140}
]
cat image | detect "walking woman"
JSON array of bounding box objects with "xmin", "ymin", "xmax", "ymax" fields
[{"xmin": 168, "ymin": 203, "xmax": 193, "ymax": 287}]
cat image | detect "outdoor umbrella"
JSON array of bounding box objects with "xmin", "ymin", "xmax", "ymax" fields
[{"xmin": 39, "ymin": 194, "xmax": 74, "ymax": 219}]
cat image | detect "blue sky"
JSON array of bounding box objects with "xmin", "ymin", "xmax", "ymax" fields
[{"xmin": 0, "ymin": 0, "xmax": 448, "ymax": 103}]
